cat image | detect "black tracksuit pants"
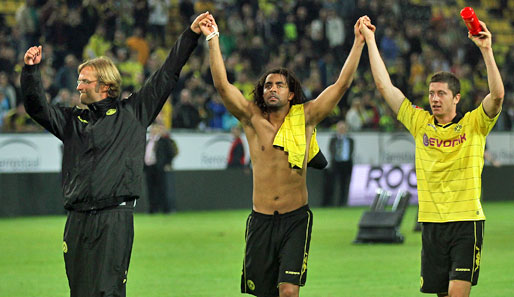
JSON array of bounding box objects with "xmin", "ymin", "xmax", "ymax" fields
[{"xmin": 63, "ymin": 203, "xmax": 134, "ymax": 297}]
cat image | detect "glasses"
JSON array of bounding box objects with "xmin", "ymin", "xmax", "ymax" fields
[{"xmin": 77, "ymin": 79, "xmax": 98, "ymax": 86}]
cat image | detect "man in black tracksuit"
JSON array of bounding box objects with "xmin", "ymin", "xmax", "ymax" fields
[{"xmin": 20, "ymin": 12, "xmax": 211, "ymax": 297}]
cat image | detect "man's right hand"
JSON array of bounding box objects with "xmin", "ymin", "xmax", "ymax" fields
[
  {"xmin": 190, "ymin": 12, "xmax": 211, "ymax": 34},
  {"xmin": 24, "ymin": 46, "xmax": 42, "ymax": 65},
  {"xmin": 199, "ymin": 14, "xmax": 218, "ymax": 37},
  {"xmin": 359, "ymin": 16, "xmax": 376, "ymax": 41}
]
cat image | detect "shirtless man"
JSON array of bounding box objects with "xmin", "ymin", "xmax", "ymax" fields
[{"xmin": 200, "ymin": 15, "xmax": 372, "ymax": 297}]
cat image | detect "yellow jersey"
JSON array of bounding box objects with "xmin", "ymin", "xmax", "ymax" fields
[{"xmin": 397, "ymin": 99, "xmax": 499, "ymax": 222}]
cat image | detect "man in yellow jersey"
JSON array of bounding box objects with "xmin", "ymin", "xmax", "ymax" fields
[{"xmin": 359, "ymin": 18, "xmax": 504, "ymax": 297}]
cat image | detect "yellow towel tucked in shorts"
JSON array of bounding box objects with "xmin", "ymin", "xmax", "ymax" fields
[{"xmin": 273, "ymin": 104, "xmax": 320, "ymax": 169}]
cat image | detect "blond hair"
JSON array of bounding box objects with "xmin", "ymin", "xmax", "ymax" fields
[{"xmin": 78, "ymin": 56, "xmax": 122, "ymax": 98}]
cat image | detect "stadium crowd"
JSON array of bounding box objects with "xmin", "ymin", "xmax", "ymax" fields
[{"xmin": 0, "ymin": 0, "xmax": 512, "ymax": 133}]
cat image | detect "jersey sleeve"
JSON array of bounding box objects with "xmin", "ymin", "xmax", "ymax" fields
[
  {"xmin": 126, "ymin": 28, "xmax": 200, "ymax": 127},
  {"xmin": 470, "ymin": 103, "xmax": 501, "ymax": 136},
  {"xmin": 396, "ymin": 98, "xmax": 429, "ymax": 137},
  {"xmin": 21, "ymin": 64, "xmax": 70, "ymax": 140}
]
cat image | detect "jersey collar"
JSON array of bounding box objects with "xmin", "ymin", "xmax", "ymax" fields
[
  {"xmin": 88, "ymin": 97, "xmax": 117, "ymax": 118},
  {"xmin": 434, "ymin": 112, "xmax": 463, "ymax": 128}
]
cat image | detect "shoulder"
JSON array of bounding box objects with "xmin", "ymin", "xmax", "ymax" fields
[
  {"xmin": 462, "ymin": 103, "xmax": 499, "ymax": 128},
  {"xmin": 468, "ymin": 103, "xmax": 499, "ymax": 119},
  {"xmin": 242, "ymin": 103, "xmax": 265, "ymax": 126},
  {"xmin": 398, "ymin": 98, "xmax": 430, "ymax": 119}
]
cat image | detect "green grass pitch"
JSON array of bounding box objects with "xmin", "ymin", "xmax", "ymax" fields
[{"xmin": 1, "ymin": 202, "xmax": 513, "ymax": 297}]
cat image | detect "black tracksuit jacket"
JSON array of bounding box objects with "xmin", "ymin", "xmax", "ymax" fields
[{"xmin": 21, "ymin": 28, "xmax": 200, "ymax": 211}]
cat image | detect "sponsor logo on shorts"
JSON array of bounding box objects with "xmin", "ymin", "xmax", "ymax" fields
[
  {"xmin": 420, "ymin": 276, "xmax": 423, "ymax": 288},
  {"xmin": 63, "ymin": 241, "xmax": 68, "ymax": 253},
  {"xmin": 455, "ymin": 268, "xmax": 471, "ymax": 272},
  {"xmin": 475, "ymin": 246, "xmax": 481, "ymax": 271},
  {"xmin": 301, "ymin": 252, "xmax": 308, "ymax": 274},
  {"xmin": 285, "ymin": 271, "xmax": 300, "ymax": 275},
  {"xmin": 247, "ymin": 279, "xmax": 255, "ymax": 291}
]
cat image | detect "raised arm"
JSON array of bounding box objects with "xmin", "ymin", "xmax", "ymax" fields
[
  {"xmin": 471, "ymin": 21, "xmax": 504, "ymax": 118},
  {"xmin": 21, "ymin": 46, "xmax": 68, "ymax": 138},
  {"xmin": 305, "ymin": 17, "xmax": 366, "ymax": 125},
  {"xmin": 360, "ymin": 18, "xmax": 406, "ymax": 115},
  {"xmin": 129, "ymin": 12, "xmax": 209, "ymax": 127},
  {"xmin": 200, "ymin": 16, "xmax": 251, "ymax": 121}
]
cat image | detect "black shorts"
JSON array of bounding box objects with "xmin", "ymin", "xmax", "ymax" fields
[
  {"xmin": 420, "ymin": 220, "xmax": 484, "ymax": 294},
  {"xmin": 241, "ymin": 205, "xmax": 313, "ymax": 297},
  {"xmin": 63, "ymin": 202, "xmax": 135, "ymax": 297}
]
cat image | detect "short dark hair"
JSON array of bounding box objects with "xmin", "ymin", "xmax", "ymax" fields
[
  {"xmin": 252, "ymin": 67, "xmax": 306, "ymax": 113},
  {"xmin": 430, "ymin": 71, "xmax": 460, "ymax": 97}
]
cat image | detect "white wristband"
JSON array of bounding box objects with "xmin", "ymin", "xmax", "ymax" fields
[{"xmin": 206, "ymin": 31, "xmax": 219, "ymax": 41}]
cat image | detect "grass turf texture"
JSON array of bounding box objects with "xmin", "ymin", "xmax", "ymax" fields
[{"xmin": 1, "ymin": 202, "xmax": 513, "ymax": 297}]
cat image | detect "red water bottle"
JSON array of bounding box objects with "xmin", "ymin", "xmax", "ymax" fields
[{"xmin": 460, "ymin": 7, "xmax": 482, "ymax": 36}]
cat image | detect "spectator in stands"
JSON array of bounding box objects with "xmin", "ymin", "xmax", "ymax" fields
[
  {"xmin": 55, "ymin": 54, "xmax": 79, "ymax": 93},
  {"xmin": 245, "ymin": 35, "xmax": 268, "ymax": 76},
  {"xmin": 10, "ymin": 71, "xmax": 23, "ymax": 107},
  {"xmin": 378, "ymin": 107, "xmax": 396, "ymax": 132},
  {"xmin": 82, "ymin": 25, "xmax": 111, "ymax": 60},
  {"xmin": 294, "ymin": 6, "xmax": 310, "ymax": 38},
  {"xmin": 226, "ymin": 125, "xmax": 245, "ymax": 168},
  {"xmin": 309, "ymin": 8, "xmax": 329, "ymax": 53},
  {"xmin": 66, "ymin": 6, "xmax": 92, "ymax": 59},
  {"xmin": 283, "ymin": 14, "xmax": 298, "ymax": 43},
  {"xmin": 483, "ymin": 144, "xmax": 501, "ymax": 168},
  {"xmin": 206, "ymin": 93, "xmax": 227, "ymax": 130},
  {"xmin": 111, "ymin": 29, "xmax": 128, "ymax": 57},
  {"xmin": 179, "ymin": 0, "xmax": 195, "ymax": 26},
  {"xmin": 345, "ymin": 98, "xmax": 365, "ymax": 131},
  {"xmin": 15, "ymin": 0, "xmax": 40, "ymax": 51},
  {"xmin": 52, "ymin": 88, "xmax": 72, "ymax": 106},
  {"xmin": 326, "ymin": 10, "xmax": 345, "ymax": 57},
  {"xmin": 322, "ymin": 120, "xmax": 354, "ymax": 207},
  {"xmin": 0, "ymin": 44, "xmax": 17, "ymax": 76},
  {"xmin": 126, "ymin": 27, "xmax": 150, "ymax": 66},
  {"xmin": 379, "ymin": 27, "xmax": 400, "ymax": 64},
  {"xmin": 233, "ymin": 71, "xmax": 254, "ymax": 100},
  {"xmin": 148, "ymin": 0, "xmax": 170, "ymax": 46},
  {"xmin": 222, "ymin": 111, "xmax": 239, "ymax": 131},
  {"xmin": 173, "ymin": 89, "xmax": 201, "ymax": 129},
  {"xmin": 0, "ymin": 71, "xmax": 16, "ymax": 108},
  {"xmin": 144, "ymin": 120, "xmax": 178, "ymax": 213},
  {"xmin": 194, "ymin": 0, "xmax": 215, "ymax": 16},
  {"xmin": 361, "ymin": 91, "xmax": 380, "ymax": 129},
  {"xmin": 1, "ymin": 0, "xmax": 511, "ymax": 134},
  {"xmin": 0, "ymin": 89, "xmax": 12, "ymax": 127},
  {"xmin": 133, "ymin": 0, "xmax": 149, "ymax": 34},
  {"xmin": 117, "ymin": 48, "xmax": 144, "ymax": 91},
  {"xmin": 40, "ymin": 1, "xmax": 67, "ymax": 48},
  {"xmin": 2, "ymin": 103, "xmax": 42, "ymax": 133}
]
